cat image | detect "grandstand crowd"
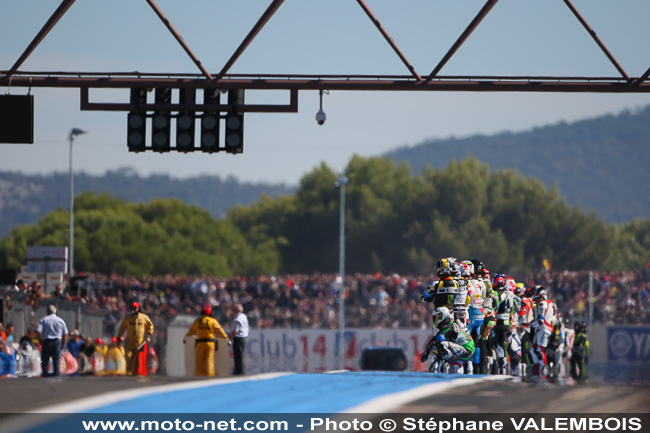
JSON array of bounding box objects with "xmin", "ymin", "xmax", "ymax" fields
[
  {"xmin": 59, "ymin": 260, "xmax": 650, "ymax": 330},
  {"xmin": 0, "ymin": 258, "xmax": 648, "ymax": 377}
]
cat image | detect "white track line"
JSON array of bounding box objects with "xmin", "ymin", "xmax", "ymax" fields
[
  {"xmin": 29, "ymin": 372, "xmax": 510, "ymax": 414},
  {"xmin": 341, "ymin": 375, "xmax": 512, "ymax": 413},
  {"xmin": 28, "ymin": 372, "xmax": 292, "ymax": 414}
]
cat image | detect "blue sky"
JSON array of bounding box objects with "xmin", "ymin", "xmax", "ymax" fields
[{"xmin": 2, "ymin": 0, "xmax": 649, "ymax": 185}]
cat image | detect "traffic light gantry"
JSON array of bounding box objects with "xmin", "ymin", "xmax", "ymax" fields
[{"xmin": 126, "ymin": 88, "xmax": 245, "ymax": 154}]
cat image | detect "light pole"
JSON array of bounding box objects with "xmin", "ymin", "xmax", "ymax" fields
[
  {"xmin": 335, "ymin": 174, "xmax": 348, "ymax": 370},
  {"xmin": 68, "ymin": 127, "xmax": 88, "ymax": 277}
]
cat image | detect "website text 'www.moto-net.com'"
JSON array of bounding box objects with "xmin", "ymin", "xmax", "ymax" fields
[
  {"xmin": 77, "ymin": 415, "xmax": 647, "ymax": 433},
  {"xmin": 82, "ymin": 419, "xmax": 290, "ymax": 432}
]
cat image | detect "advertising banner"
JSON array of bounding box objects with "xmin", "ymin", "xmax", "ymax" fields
[
  {"xmin": 25, "ymin": 260, "xmax": 67, "ymax": 273},
  {"xmin": 25, "ymin": 246, "xmax": 69, "ymax": 277},
  {"xmin": 26, "ymin": 246, "xmax": 68, "ymax": 261},
  {"xmin": 245, "ymin": 328, "xmax": 431, "ymax": 374},
  {"xmin": 607, "ymin": 326, "xmax": 650, "ymax": 361}
]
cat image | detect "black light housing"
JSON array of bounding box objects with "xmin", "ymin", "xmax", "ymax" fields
[
  {"xmin": 200, "ymin": 89, "xmax": 220, "ymax": 153},
  {"xmin": 225, "ymin": 89, "xmax": 244, "ymax": 154},
  {"xmin": 127, "ymin": 88, "xmax": 147, "ymax": 152},
  {"xmin": 176, "ymin": 89, "xmax": 196, "ymax": 152},
  {"xmin": 151, "ymin": 88, "xmax": 171, "ymax": 153}
]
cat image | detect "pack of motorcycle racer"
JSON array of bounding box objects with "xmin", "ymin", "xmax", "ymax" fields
[{"xmin": 419, "ymin": 256, "xmax": 586, "ymax": 381}]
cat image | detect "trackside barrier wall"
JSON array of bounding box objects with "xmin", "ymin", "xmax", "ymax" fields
[
  {"xmin": 590, "ymin": 323, "xmax": 606, "ymax": 362},
  {"xmin": 165, "ymin": 320, "xmax": 637, "ymax": 376},
  {"xmin": 166, "ymin": 316, "xmax": 431, "ymax": 376}
]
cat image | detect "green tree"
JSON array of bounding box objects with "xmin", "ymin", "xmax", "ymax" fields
[
  {"xmin": 344, "ymin": 156, "xmax": 416, "ymax": 273},
  {"xmin": 0, "ymin": 192, "xmax": 270, "ymax": 276},
  {"xmin": 281, "ymin": 163, "xmax": 340, "ymax": 272},
  {"xmin": 611, "ymin": 218, "xmax": 650, "ymax": 270},
  {"xmin": 3, "ymin": 156, "xmax": 649, "ymax": 276}
]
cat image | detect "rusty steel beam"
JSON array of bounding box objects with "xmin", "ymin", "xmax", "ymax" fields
[
  {"xmin": 215, "ymin": 0, "xmax": 285, "ymax": 81},
  {"xmin": 356, "ymin": 0, "xmax": 422, "ymax": 82},
  {"xmin": 145, "ymin": 0, "xmax": 213, "ymax": 80},
  {"xmin": 635, "ymin": 66, "xmax": 650, "ymax": 86},
  {"xmin": 80, "ymin": 87, "xmax": 298, "ymax": 112},
  {"xmin": 427, "ymin": 0, "xmax": 499, "ymax": 81},
  {"xmin": 3, "ymin": 75, "xmax": 649, "ymax": 93},
  {"xmin": 4, "ymin": 70, "xmax": 634, "ymax": 82},
  {"xmin": 7, "ymin": 0, "xmax": 77, "ymax": 77},
  {"xmin": 563, "ymin": 0, "xmax": 630, "ymax": 81}
]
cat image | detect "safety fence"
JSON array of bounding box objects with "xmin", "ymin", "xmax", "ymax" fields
[{"xmin": 1, "ymin": 292, "xmax": 106, "ymax": 343}]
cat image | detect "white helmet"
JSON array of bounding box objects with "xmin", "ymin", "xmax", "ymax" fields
[
  {"xmin": 432, "ymin": 307, "xmax": 452, "ymax": 329},
  {"xmin": 447, "ymin": 258, "xmax": 460, "ymax": 277},
  {"xmin": 460, "ymin": 260, "xmax": 473, "ymax": 278}
]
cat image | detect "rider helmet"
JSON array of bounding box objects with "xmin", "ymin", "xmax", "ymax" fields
[
  {"xmin": 533, "ymin": 285, "xmax": 546, "ymax": 300},
  {"xmin": 447, "ymin": 258, "xmax": 461, "ymax": 277},
  {"xmin": 460, "ymin": 260, "xmax": 475, "ymax": 278},
  {"xmin": 432, "ymin": 307, "xmax": 452, "ymax": 329},
  {"xmin": 493, "ymin": 275, "xmax": 506, "ymax": 291},
  {"xmin": 460, "ymin": 261, "xmax": 473, "ymax": 278},
  {"xmin": 515, "ymin": 283, "xmax": 526, "ymax": 297},
  {"xmin": 506, "ymin": 277, "xmax": 517, "ymax": 293},
  {"xmin": 436, "ymin": 258, "xmax": 453, "ymax": 277},
  {"xmin": 471, "ymin": 259, "xmax": 484, "ymax": 276}
]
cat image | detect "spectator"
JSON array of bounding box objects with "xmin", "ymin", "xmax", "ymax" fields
[
  {"xmin": 52, "ymin": 284, "xmax": 72, "ymax": 302},
  {"xmin": 25, "ymin": 282, "xmax": 49, "ymax": 309},
  {"xmin": 104, "ymin": 337, "xmax": 126, "ymax": 375},
  {"xmin": 19, "ymin": 329, "xmax": 39, "ymax": 351},
  {"xmin": 95, "ymin": 338, "xmax": 108, "ymax": 359},
  {"xmin": 5, "ymin": 323, "xmax": 15, "ymax": 344},
  {"xmin": 14, "ymin": 279, "xmax": 29, "ymax": 293},
  {"xmin": 103, "ymin": 311, "xmax": 119, "ymax": 336},
  {"xmin": 78, "ymin": 336, "xmax": 97, "ymax": 374},
  {"xmin": 79, "ymin": 336, "xmax": 96, "ymax": 358},
  {"xmin": 66, "ymin": 330, "xmax": 83, "ymax": 360}
]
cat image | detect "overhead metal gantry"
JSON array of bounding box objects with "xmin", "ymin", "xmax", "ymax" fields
[{"xmin": 1, "ymin": 0, "xmax": 649, "ymax": 115}]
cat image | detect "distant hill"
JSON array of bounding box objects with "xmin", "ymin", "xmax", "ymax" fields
[
  {"xmin": 385, "ymin": 106, "xmax": 650, "ymax": 223},
  {"xmin": 0, "ymin": 168, "xmax": 294, "ymax": 237}
]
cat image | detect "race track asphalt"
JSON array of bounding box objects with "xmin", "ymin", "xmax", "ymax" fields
[
  {"xmin": 1, "ymin": 374, "xmax": 648, "ymax": 414},
  {"xmin": 397, "ymin": 379, "xmax": 650, "ymax": 413}
]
